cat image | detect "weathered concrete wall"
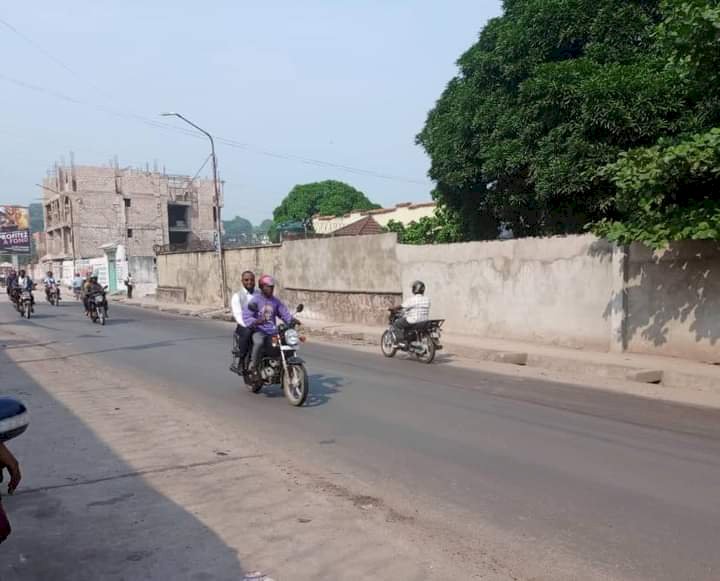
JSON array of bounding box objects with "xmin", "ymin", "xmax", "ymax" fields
[
  {"xmin": 156, "ymin": 251, "xmax": 221, "ymax": 305},
  {"xmin": 127, "ymin": 256, "xmax": 157, "ymax": 297},
  {"xmin": 282, "ymin": 234, "xmax": 400, "ymax": 292},
  {"xmin": 280, "ymin": 234, "xmax": 401, "ymax": 323},
  {"xmin": 223, "ymin": 245, "xmax": 283, "ymax": 297},
  {"xmin": 397, "ymin": 235, "xmax": 614, "ymax": 349},
  {"xmin": 153, "ymin": 234, "xmax": 720, "ymax": 360},
  {"xmin": 625, "ymin": 241, "xmax": 720, "ymax": 362}
]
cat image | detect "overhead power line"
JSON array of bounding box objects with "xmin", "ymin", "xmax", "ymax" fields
[{"xmin": 0, "ymin": 16, "xmax": 431, "ymax": 186}]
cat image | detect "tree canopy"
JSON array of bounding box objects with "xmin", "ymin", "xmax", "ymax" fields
[
  {"xmin": 272, "ymin": 180, "xmax": 379, "ymax": 226},
  {"xmin": 222, "ymin": 215, "xmax": 253, "ymax": 242},
  {"xmin": 418, "ymin": 0, "xmax": 720, "ymax": 247}
]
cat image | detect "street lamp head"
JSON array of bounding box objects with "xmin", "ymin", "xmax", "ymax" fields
[{"xmin": 160, "ymin": 112, "xmax": 178, "ymax": 117}]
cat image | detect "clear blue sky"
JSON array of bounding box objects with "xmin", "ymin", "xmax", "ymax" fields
[{"xmin": 0, "ymin": 1, "xmax": 501, "ymax": 224}]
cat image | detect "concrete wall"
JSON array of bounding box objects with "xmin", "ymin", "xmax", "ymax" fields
[
  {"xmin": 625, "ymin": 241, "xmax": 720, "ymax": 361},
  {"xmin": 398, "ymin": 235, "xmax": 614, "ymax": 349},
  {"xmin": 156, "ymin": 250, "xmax": 222, "ymax": 305},
  {"xmin": 223, "ymin": 245, "xmax": 283, "ymax": 298},
  {"xmin": 154, "ymin": 234, "xmax": 720, "ymax": 361},
  {"xmin": 127, "ymin": 256, "xmax": 157, "ymax": 297}
]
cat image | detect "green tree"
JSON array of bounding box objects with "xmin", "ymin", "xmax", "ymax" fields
[
  {"xmin": 592, "ymin": 0, "xmax": 720, "ymax": 247},
  {"xmin": 254, "ymin": 219, "xmax": 273, "ymax": 234},
  {"xmin": 385, "ymin": 205, "xmax": 464, "ymax": 244},
  {"xmin": 419, "ymin": 0, "xmax": 720, "ymax": 246},
  {"xmin": 272, "ymin": 180, "xmax": 379, "ymax": 226},
  {"xmin": 222, "ymin": 215, "xmax": 253, "ymax": 243},
  {"xmin": 417, "ymin": 0, "xmax": 668, "ymax": 239}
]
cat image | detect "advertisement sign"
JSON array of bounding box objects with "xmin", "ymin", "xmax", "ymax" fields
[{"xmin": 0, "ymin": 206, "xmax": 30, "ymax": 254}]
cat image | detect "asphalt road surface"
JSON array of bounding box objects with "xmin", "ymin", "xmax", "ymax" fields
[{"xmin": 3, "ymin": 297, "xmax": 720, "ymax": 580}]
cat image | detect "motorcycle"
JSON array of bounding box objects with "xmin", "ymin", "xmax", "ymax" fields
[
  {"xmin": 381, "ymin": 307, "xmax": 444, "ymax": 364},
  {"xmin": 17, "ymin": 290, "xmax": 33, "ymax": 319},
  {"xmin": 46, "ymin": 283, "xmax": 60, "ymax": 306},
  {"xmin": 233, "ymin": 303, "xmax": 309, "ymax": 406},
  {"xmin": 88, "ymin": 287, "xmax": 108, "ymax": 325}
]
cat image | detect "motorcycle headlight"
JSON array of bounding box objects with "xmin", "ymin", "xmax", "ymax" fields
[{"xmin": 285, "ymin": 329, "xmax": 300, "ymax": 347}]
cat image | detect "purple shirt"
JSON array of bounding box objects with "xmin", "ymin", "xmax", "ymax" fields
[{"xmin": 242, "ymin": 294, "xmax": 293, "ymax": 335}]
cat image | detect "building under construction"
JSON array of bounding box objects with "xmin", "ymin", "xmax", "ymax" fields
[{"xmin": 40, "ymin": 160, "xmax": 221, "ymax": 293}]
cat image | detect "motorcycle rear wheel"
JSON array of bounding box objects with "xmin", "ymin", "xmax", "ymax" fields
[
  {"xmin": 283, "ymin": 364, "xmax": 308, "ymax": 407},
  {"xmin": 415, "ymin": 337, "xmax": 436, "ymax": 364},
  {"xmin": 381, "ymin": 330, "xmax": 397, "ymax": 358}
]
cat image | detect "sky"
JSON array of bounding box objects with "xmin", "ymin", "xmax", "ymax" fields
[{"xmin": 0, "ymin": 1, "xmax": 502, "ymax": 224}]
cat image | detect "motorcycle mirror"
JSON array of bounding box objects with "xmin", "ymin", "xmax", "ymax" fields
[{"xmin": 296, "ymin": 303, "xmax": 304, "ymax": 313}]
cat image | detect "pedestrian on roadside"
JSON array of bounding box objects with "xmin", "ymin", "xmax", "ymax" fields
[
  {"xmin": 0, "ymin": 441, "xmax": 21, "ymax": 544},
  {"xmin": 124, "ymin": 272, "xmax": 134, "ymax": 299}
]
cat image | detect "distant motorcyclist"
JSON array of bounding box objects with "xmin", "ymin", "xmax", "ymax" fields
[
  {"xmin": 242, "ymin": 275, "xmax": 296, "ymax": 373},
  {"xmin": 393, "ymin": 280, "xmax": 431, "ymax": 345},
  {"xmin": 5, "ymin": 270, "xmax": 16, "ymax": 298},
  {"xmin": 230, "ymin": 270, "xmax": 258, "ymax": 373},
  {"xmin": 83, "ymin": 275, "xmax": 106, "ymax": 317},
  {"xmin": 11, "ymin": 270, "xmax": 34, "ymax": 312},
  {"xmin": 42, "ymin": 271, "xmax": 60, "ymax": 301}
]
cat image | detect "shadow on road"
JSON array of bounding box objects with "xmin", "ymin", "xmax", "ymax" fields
[
  {"xmin": 257, "ymin": 374, "xmax": 343, "ymax": 408},
  {"xmin": 0, "ymin": 341, "xmax": 246, "ymax": 581}
]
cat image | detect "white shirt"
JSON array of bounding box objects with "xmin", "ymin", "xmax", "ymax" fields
[
  {"xmin": 402, "ymin": 294, "xmax": 431, "ymax": 324},
  {"xmin": 231, "ymin": 287, "xmax": 256, "ymax": 327}
]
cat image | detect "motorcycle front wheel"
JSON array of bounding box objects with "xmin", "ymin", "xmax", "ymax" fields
[
  {"xmin": 380, "ymin": 330, "xmax": 397, "ymax": 358},
  {"xmin": 283, "ymin": 364, "xmax": 308, "ymax": 407},
  {"xmin": 23, "ymin": 303, "xmax": 31, "ymax": 319}
]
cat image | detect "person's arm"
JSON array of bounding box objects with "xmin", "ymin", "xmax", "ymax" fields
[
  {"xmin": 242, "ymin": 300, "xmax": 261, "ymax": 328},
  {"xmin": 277, "ymin": 300, "xmax": 294, "ymax": 325},
  {"xmin": 0, "ymin": 443, "xmax": 21, "ymax": 494},
  {"xmin": 231, "ymin": 293, "xmax": 244, "ymax": 325}
]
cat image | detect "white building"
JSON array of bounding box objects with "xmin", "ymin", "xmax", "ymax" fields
[{"xmin": 312, "ymin": 202, "xmax": 437, "ymax": 235}]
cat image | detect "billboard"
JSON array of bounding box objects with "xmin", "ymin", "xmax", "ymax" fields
[{"xmin": 0, "ymin": 206, "xmax": 30, "ymax": 254}]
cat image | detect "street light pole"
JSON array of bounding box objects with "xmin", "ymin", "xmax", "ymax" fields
[{"xmin": 161, "ymin": 112, "xmax": 227, "ymax": 308}]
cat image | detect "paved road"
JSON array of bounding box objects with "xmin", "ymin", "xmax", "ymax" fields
[{"xmin": 4, "ymin": 298, "xmax": 720, "ymax": 580}]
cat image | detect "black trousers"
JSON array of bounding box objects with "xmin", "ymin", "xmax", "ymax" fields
[
  {"xmin": 233, "ymin": 325, "xmax": 253, "ymax": 363},
  {"xmin": 393, "ymin": 317, "xmax": 412, "ymax": 341}
]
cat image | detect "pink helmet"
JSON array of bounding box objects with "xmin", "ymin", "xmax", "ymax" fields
[{"xmin": 258, "ymin": 274, "xmax": 275, "ymax": 288}]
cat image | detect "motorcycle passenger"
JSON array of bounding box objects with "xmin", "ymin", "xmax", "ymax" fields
[
  {"xmin": 230, "ymin": 270, "xmax": 258, "ymax": 374},
  {"xmin": 12, "ymin": 270, "xmax": 34, "ymax": 312},
  {"xmin": 83, "ymin": 276, "xmax": 106, "ymax": 317},
  {"xmin": 242, "ymin": 275, "xmax": 296, "ymax": 374},
  {"xmin": 43, "ymin": 271, "xmax": 60, "ymax": 301},
  {"xmin": 393, "ymin": 280, "xmax": 431, "ymax": 345}
]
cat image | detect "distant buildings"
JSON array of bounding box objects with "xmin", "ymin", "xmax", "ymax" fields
[
  {"xmin": 40, "ymin": 161, "xmax": 220, "ymax": 295},
  {"xmin": 312, "ymin": 202, "xmax": 437, "ymax": 235}
]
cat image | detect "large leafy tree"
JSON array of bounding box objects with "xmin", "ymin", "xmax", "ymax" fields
[
  {"xmin": 272, "ymin": 180, "xmax": 379, "ymax": 226},
  {"xmin": 593, "ymin": 0, "xmax": 720, "ymax": 247},
  {"xmin": 419, "ymin": 0, "xmax": 720, "ymax": 246}
]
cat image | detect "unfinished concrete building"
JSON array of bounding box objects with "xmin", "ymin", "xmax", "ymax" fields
[{"xmin": 42, "ymin": 163, "xmax": 220, "ymax": 260}]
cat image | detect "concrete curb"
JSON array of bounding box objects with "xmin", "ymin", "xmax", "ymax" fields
[{"xmin": 112, "ymin": 298, "xmax": 720, "ymax": 394}]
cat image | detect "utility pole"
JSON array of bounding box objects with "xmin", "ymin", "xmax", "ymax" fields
[{"xmin": 161, "ymin": 112, "xmax": 228, "ymax": 308}]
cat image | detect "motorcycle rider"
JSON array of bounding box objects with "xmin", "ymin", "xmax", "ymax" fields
[
  {"xmin": 12, "ymin": 270, "xmax": 34, "ymax": 312},
  {"xmin": 83, "ymin": 275, "xmax": 106, "ymax": 317},
  {"xmin": 242, "ymin": 275, "xmax": 296, "ymax": 374},
  {"xmin": 230, "ymin": 270, "xmax": 258, "ymax": 373},
  {"xmin": 43, "ymin": 271, "xmax": 60, "ymax": 302},
  {"xmin": 393, "ymin": 280, "xmax": 431, "ymax": 345}
]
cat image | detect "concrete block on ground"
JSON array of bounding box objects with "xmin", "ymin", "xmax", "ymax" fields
[
  {"xmin": 626, "ymin": 369, "xmax": 664, "ymax": 384},
  {"xmin": 491, "ymin": 351, "xmax": 529, "ymax": 366}
]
